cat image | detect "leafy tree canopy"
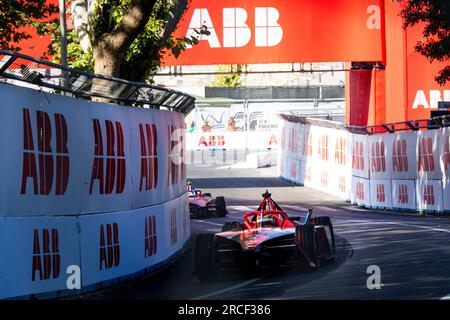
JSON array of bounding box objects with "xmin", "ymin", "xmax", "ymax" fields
[{"xmin": 399, "ymin": 0, "xmax": 450, "ymax": 85}]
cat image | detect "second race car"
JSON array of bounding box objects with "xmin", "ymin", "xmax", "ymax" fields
[
  {"xmin": 187, "ymin": 182, "xmax": 228, "ymax": 218},
  {"xmin": 194, "ymin": 190, "xmax": 335, "ymax": 279}
]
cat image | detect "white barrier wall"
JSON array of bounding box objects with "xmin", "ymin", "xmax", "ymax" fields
[
  {"xmin": 279, "ymin": 117, "xmax": 450, "ymax": 214},
  {"xmin": 0, "ymin": 83, "xmax": 190, "ymax": 299},
  {"xmin": 0, "ymin": 84, "xmax": 186, "ymax": 216}
]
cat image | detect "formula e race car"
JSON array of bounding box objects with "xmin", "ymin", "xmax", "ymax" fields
[
  {"xmin": 188, "ymin": 182, "xmax": 228, "ymax": 218},
  {"xmin": 194, "ymin": 191, "xmax": 335, "ymax": 279}
]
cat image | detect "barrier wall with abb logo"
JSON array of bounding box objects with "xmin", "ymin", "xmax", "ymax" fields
[
  {"xmin": 0, "ymin": 83, "xmax": 190, "ymax": 298},
  {"xmin": 0, "ymin": 83, "xmax": 186, "ymax": 216},
  {"xmin": 186, "ymin": 131, "xmax": 279, "ymax": 150},
  {"xmin": 0, "ymin": 193, "xmax": 189, "ymax": 299},
  {"xmin": 279, "ymin": 117, "xmax": 450, "ymax": 213}
]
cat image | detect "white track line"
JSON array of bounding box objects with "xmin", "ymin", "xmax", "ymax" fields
[
  {"xmin": 227, "ymin": 205, "xmax": 255, "ymax": 212},
  {"xmin": 193, "ymin": 220, "xmax": 224, "ymax": 226},
  {"xmin": 441, "ymin": 294, "xmax": 450, "ymax": 300},
  {"xmin": 282, "ymin": 205, "xmax": 309, "ymax": 212},
  {"xmin": 315, "ymin": 206, "xmax": 339, "ymax": 212},
  {"xmin": 192, "ymin": 278, "xmax": 262, "ymax": 300}
]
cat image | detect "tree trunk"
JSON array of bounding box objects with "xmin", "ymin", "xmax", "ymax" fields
[{"xmin": 91, "ymin": 0, "xmax": 157, "ymax": 103}]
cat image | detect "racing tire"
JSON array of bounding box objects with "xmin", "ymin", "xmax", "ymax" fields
[
  {"xmin": 194, "ymin": 234, "xmax": 219, "ymax": 281},
  {"xmin": 215, "ymin": 196, "xmax": 227, "ymax": 217}
]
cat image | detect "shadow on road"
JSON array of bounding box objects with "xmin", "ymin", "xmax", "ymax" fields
[{"xmin": 189, "ymin": 177, "xmax": 294, "ymax": 189}]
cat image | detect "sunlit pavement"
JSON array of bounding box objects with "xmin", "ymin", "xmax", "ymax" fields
[{"xmin": 86, "ymin": 164, "xmax": 450, "ymax": 300}]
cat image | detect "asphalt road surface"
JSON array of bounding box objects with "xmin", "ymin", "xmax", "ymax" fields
[{"xmin": 87, "ymin": 164, "xmax": 450, "ymax": 300}]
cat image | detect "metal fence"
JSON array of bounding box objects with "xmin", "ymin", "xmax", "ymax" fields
[
  {"xmin": 279, "ymin": 113, "xmax": 450, "ymax": 134},
  {"xmin": 0, "ymin": 50, "xmax": 195, "ymax": 114}
]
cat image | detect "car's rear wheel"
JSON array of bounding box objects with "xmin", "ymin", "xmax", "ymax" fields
[
  {"xmin": 215, "ymin": 196, "xmax": 227, "ymax": 217},
  {"xmin": 194, "ymin": 234, "xmax": 218, "ymax": 281}
]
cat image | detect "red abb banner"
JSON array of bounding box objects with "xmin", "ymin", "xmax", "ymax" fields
[{"xmin": 163, "ymin": 0, "xmax": 383, "ymax": 65}]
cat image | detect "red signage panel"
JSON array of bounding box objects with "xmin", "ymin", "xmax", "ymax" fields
[{"xmin": 163, "ymin": 0, "xmax": 383, "ymax": 65}]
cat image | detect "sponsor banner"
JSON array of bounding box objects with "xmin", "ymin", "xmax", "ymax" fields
[
  {"xmin": 328, "ymin": 166, "xmax": 351, "ymax": 200},
  {"xmin": 350, "ymin": 176, "xmax": 371, "ymax": 207},
  {"xmin": 186, "ymin": 131, "xmax": 279, "ymax": 151},
  {"xmin": 303, "ymin": 160, "xmax": 320, "ymax": 190},
  {"xmin": 369, "ymin": 179, "xmax": 393, "ymax": 209},
  {"xmin": 163, "ymin": 0, "xmax": 383, "ymax": 65},
  {"xmin": 164, "ymin": 197, "xmax": 184, "ymax": 258},
  {"xmin": 299, "ymin": 124, "xmax": 317, "ymax": 163},
  {"xmin": 391, "ymin": 180, "xmax": 416, "ymax": 210},
  {"xmin": 416, "ymin": 179, "xmax": 443, "ymax": 212},
  {"xmin": 440, "ymin": 127, "xmax": 450, "ymax": 180},
  {"xmin": 416, "ymin": 129, "xmax": 442, "ymax": 180},
  {"xmin": 0, "ymin": 216, "xmax": 80, "ymax": 299},
  {"xmin": 278, "ymin": 154, "xmax": 286, "ymax": 178},
  {"xmin": 389, "ymin": 132, "xmax": 417, "ymax": 180},
  {"xmin": 0, "ymin": 83, "xmax": 186, "ymax": 217},
  {"xmin": 443, "ymin": 178, "xmax": 450, "ymax": 212},
  {"xmin": 330, "ymin": 128, "xmax": 352, "ymax": 170},
  {"xmin": 0, "ymin": 85, "xmax": 93, "ymax": 216},
  {"xmin": 129, "ymin": 107, "xmax": 161, "ymax": 208},
  {"xmin": 350, "ymin": 134, "xmax": 370, "ymax": 179},
  {"xmin": 87, "ymin": 103, "xmax": 133, "ymax": 213},
  {"xmin": 129, "ymin": 204, "xmax": 166, "ymax": 271},
  {"xmin": 79, "ymin": 210, "xmax": 139, "ymax": 287},
  {"xmin": 368, "ymin": 134, "xmax": 391, "ymax": 180}
]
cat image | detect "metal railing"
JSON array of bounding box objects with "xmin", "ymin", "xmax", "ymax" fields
[
  {"xmin": 279, "ymin": 113, "xmax": 450, "ymax": 134},
  {"xmin": 0, "ymin": 50, "xmax": 195, "ymax": 114}
]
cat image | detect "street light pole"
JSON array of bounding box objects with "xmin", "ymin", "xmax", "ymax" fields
[{"xmin": 59, "ymin": 0, "xmax": 69, "ymax": 86}]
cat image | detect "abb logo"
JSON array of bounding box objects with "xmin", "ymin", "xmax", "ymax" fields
[
  {"xmin": 356, "ymin": 181, "xmax": 365, "ymax": 200},
  {"xmin": 99, "ymin": 223, "xmax": 120, "ymax": 270},
  {"xmin": 318, "ymin": 134, "xmax": 329, "ymax": 161},
  {"xmin": 32, "ymin": 229, "xmax": 60, "ymax": 281},
  {"xmin": 412, "ymin": 89, "xmax": 450, "ymax": 109},
  {"xmin": 288, "ymin": 128, "xmax": 297, "ymax": 154},
  {"xmin": 89, "ymin": 119, "xmax": 126, "ymax": 194},
  {"xmin": 139, "ymin": 123, "xmax": 158, "ymax": 191},
  {"xmin": 376, "ymin": 184, "xmax": 385, "ymax": 203},
  {"xmin": 187, "ymin": 7, "xmax": 283, "ymax": 48},
  {"xmin": 352, "ymin": 141, "xmax": 364, "ymax": 171},
  {"xmin": 170, "ymin": 208, "xmax": 177, "ymax": 246},
  {"xmin": 338, "ymin": 176, "xmax": 346, "ymax": 193},
  {"xmin": 303, "ymin": 132, "xmax": 312, "ymax": 157},
  {"xmin": 418, "ymin": 138, "xmax": 434, "ymax": 172},
  {"xmin": 335, "ymin": 137, "xmax": 347, "ymax": 165},
  {"xmin": 280, "ymin": 127, "xmax": 285, "ymax": 151},
  {"xmin": 182, "ymin": 202, "xmax": 189, "ymax": 238},
  {"xmin": 320, "ymin": 171, "xmax": 328, "ymax": 188},
  {"xmin": 398, "ymin": 184, "xmax": 409, "ymax": 204},
  {"xmin": 21, "ymin": 108, "xmax": 69, "ymax": 196},
  {"xmin": 198, "ymin": 135, "xmax": 225, "ymax": 147},
  {"xmin": 144, "ymin": 216, "xmax": 157, "ymax": 258},
  {"xmin": 371, "ymin": 141, "xmax": 386, "ymax": 172},
  {"xmin": 423, "ymin": 184, "xmax": 435, "ymax": 206},
  {"xmin": 268, "ymin": 134, "xmax": 278, "ymax": 145},
  {"xmin": 392, "ymin": 140, "xmax": 408, "ymax": 172},
  {"xmin": 305, "ymin": 165, "xmax": 312, "ymax": 183},
  {"xmin": 290, "ymin": 161, "xmax": 297, "ymax": 178},
  {"xmin": 444, "ymin": 135, "xmax": 450, "ymax": 173}
]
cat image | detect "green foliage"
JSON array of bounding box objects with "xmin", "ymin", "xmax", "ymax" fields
[
  {"xmin": 57, "ymin": 0, "xmax": 208, "ymax": 82},
  {"xmin": 210, "ymin": 65, "xmax": 245, "ymax": 87},
  {"xmin": 399, "ymin": 0, "xmax": 450, "ymax": 85},
  {"xmin": 48, "ymin": 28, "xmax": 95, "ymax": 73},
  {"xmin": 0, "ymin": 0, "xmax": 58, "ymax": 52}
]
